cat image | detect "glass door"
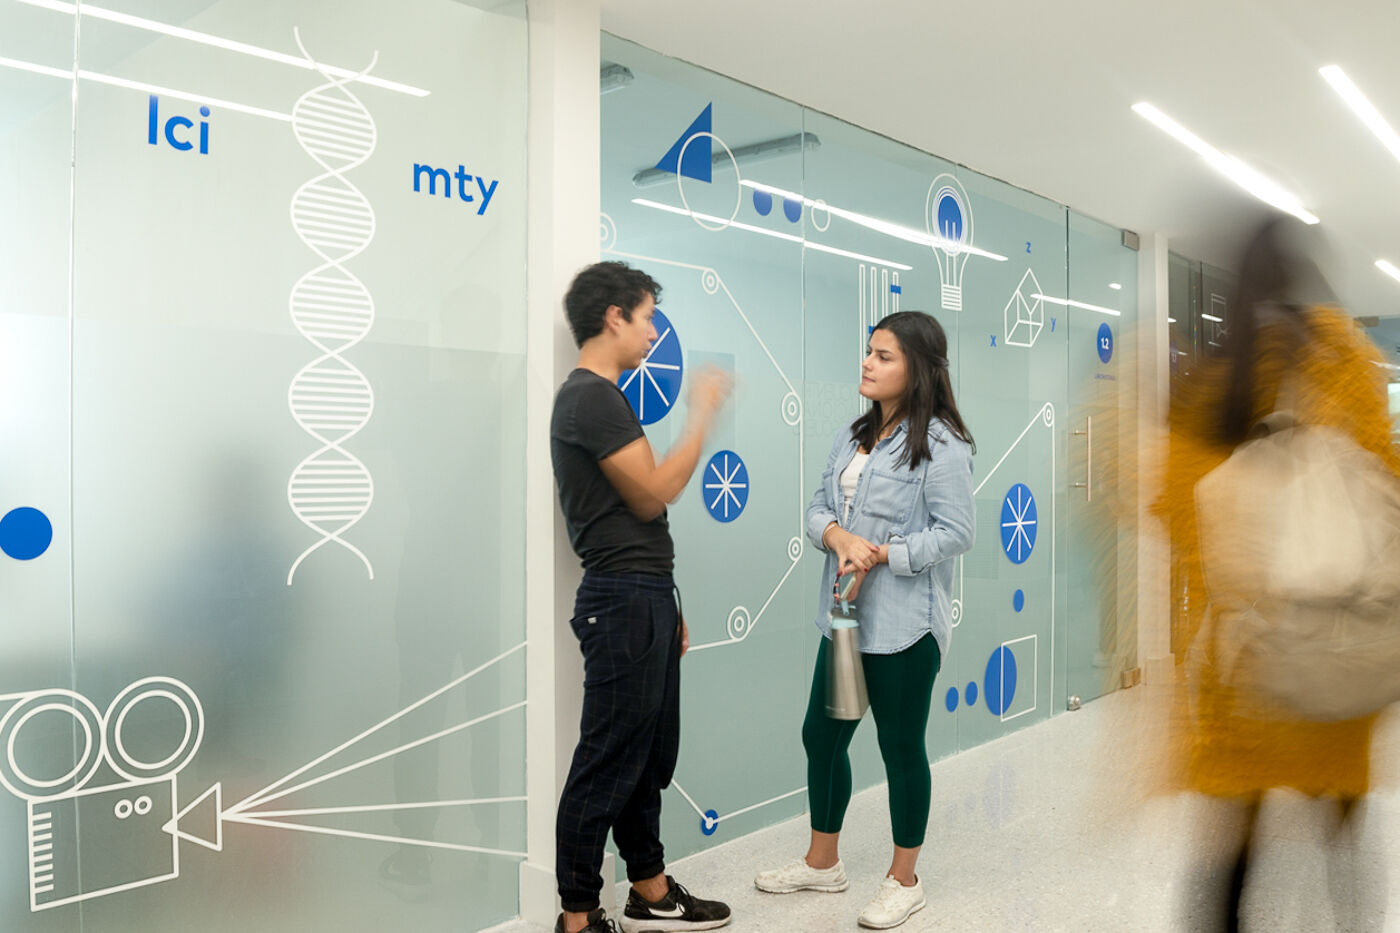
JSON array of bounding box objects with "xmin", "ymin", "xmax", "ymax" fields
[{"xmin": 1064, "ymin": 213, "xmax": 1137, "ymax": 704}]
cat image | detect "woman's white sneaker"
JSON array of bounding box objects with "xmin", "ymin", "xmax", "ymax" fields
[
  {"xmin": 857, "ymin": 875, "xmax": 925, "ymax": 929},
  {"xmin": 753, "ymin": 857, "xmax": 849, "ymax": 894}
]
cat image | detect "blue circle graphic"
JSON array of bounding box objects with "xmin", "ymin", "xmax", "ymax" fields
[
  {"xmin": 945, "ymin": 687, "xmax": 959, "ymax": 713},
  {"xmin": 782, "ymin": 196, "xmax": 802, "ymax": 223},
  {"xmin": 936, "ymin": 191, "xmax": 964, "ymax": 242},
  {"xmin": 984, "ymin": 645, "xmax": 1019, "ymax": 716},
  {"xmin": 1013, "ymin": 589, "xmax": 1025, "ymax": 613},
  {"xmin": 0, "ymin": 508, "xmax": 53, "ymax": 561},
  {"xmin": 1097, "ymin": 322, "xmax": 1114, "ymax": 364},
  {"xmin": 703, "ymin": 450, "xmax": 749, "ymax": 522},
  {"xmin": 965, "ymin": 681, "xmax": 978, "ymax": 707},
  {"xmin": 618, "ymin": 307, "xmax": 684, "ymax": 426},
  {"xmin": 999, "ymin": 484, "xmax": 1038, "ymax": 565},
  {"xmin": 752, "ymin": 189, "xmax": 773, "ymax": 216},
  {"xmin": 701, "ymin": 809, "xmax": 719, "ymax": 836}
]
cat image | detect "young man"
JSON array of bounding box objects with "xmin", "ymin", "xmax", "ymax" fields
[{"xmin": 550, "ymin": 261, "xmax": 733, "ymax": 933}]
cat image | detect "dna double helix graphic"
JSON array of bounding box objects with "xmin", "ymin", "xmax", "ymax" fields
[{"xmin": 286, "ymin": 30, "xmax": 378, "ymax": 585}]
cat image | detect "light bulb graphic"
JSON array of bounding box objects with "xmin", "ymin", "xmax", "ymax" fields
[{"xmin": 926, "ymin": 174, "xmax": 972, "ymax": 311}]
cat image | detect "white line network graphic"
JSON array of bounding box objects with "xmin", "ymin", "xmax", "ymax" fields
[
  {"xmin": 286, "ymin": 30, "xmax": 378, "ymax": 585},
  {"xmin": 0, "ymin": 647, "xmax": 528, "ymax": 913},
  {"xmin": 604, "ymin": 215, "xmax": 806, "ymax": 654}
]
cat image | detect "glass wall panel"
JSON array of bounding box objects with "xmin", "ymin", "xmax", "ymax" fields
[
  {"xmin": 601, "ymin": 37, "xmax": 811, "ymax": 851},
  {"xmin": 945, "ymin": 170, "xmax": 1067, "ymax": 749},
  {"xmin": 600, "ymin": 34, "xmax": 1137, "ymax": 867},
  {"xmin": 1065, "ymin": 211, "xmax": 1139, "ymax": 703},
  {"xmin": 2, "ymin": 2, "xmax": 528, "ymax": 931},
  {"xmin": 0, "ymin": 5, "xmax": 80, "ymax": 932}
]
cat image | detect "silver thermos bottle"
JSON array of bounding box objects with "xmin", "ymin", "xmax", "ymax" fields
[{"xmin": 825, "ymin": 573, "xmax": 869, "ymax": 720}]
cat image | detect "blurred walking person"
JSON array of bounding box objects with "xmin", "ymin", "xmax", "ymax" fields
[{"xmin": 1157, "ymin": 218, "xmax": 1394, "ymax": 932}]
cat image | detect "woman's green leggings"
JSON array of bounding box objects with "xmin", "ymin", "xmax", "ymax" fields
[{"xmin": 802, "ymin": 634, "xmax": 941, "ymax": 849}]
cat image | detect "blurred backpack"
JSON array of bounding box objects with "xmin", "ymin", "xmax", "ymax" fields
[{"xmin": 1195, "ymin": 406, "xmax": 1400, "ymax": 721}]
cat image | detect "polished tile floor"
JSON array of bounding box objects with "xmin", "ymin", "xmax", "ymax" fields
[{"xmin": 497, "ymin": 683, "xmax": 1400, "ymax": 932}]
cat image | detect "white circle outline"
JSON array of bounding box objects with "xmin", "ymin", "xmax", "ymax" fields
[
  {"xmin": 676, "ymin": 132, "xmax": 741, "ymax": 232},
  {"xmin": 114, "ymin": 691, "xmax": 192, "ymax": 773},
  {"xmin": 787, "ymin": 536, "xmax": 803, "ymax": 562},
  {"xmin": 0, "ymin": 691, "xmax": 104, "ymax": 799},
  {"xmin": 781, "ymin": 391, "xmax": 803, "ymax": 427},
  {"xmin": 600, "ymin": 211, "xmax": 617, "ymax": 252},
  {"xmin": 115, "ymin": 799, "xmax": 133, "ymax": 819},
  {"xmin": 727, "ymin": 606, "xmax": 751, "ymax": 640},
  {"xmin": 810, "ymin": 198, "xmax": 831, "ymax": 233},
  {"xmin": 6, "ymin": 703, "xmax": 95, "ymax": 789},
  {"xmin": 104, "ymin": 677, "xmax": 204, "ymax": 781},
  {"xmin": 700, "ymin": 268, "xmax": 720, "ymax": 295},
  {"xmin": 135, "ymin": 795, "xmax": 153, "ymax": 815},
  {"xmin": 930, "ymin": 186, "xmax": 966, "ymax": 255}
]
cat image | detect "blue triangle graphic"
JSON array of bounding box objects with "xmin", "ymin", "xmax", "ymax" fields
[{"xmin": 654, "ymin": 103, "xmax": 713, "ymax": 183}]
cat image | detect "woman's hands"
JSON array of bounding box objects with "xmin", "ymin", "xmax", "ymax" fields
[
  {"xmin": 823, "ymin": 522, "xmax": 877, "ymax": 575},
  {"xmin": 823, "ymin": 523, "xmax": 891, "ymax": 600}
]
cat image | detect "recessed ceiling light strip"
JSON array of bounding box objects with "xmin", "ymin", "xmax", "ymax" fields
[
  {"xmin": 1320, "ymin": 65, "xmax": 1400, "ymax": 164},
  {"xmin": 1131, "ymin": 102, "xmax": 1319, "ymax": 225}
]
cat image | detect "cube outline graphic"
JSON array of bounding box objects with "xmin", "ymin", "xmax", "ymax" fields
[{"xmin": 1004, "ymin": 268, "xmax": 1045, "ymax": 348}]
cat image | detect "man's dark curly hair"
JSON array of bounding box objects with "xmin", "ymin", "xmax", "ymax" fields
[{"xmin": 563, "ymin": 261, "xmax": 662, "ymax": 347}]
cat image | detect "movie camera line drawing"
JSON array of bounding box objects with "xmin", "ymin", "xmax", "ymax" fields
[{"xmin": 1, "ymin": 644, "xmax": 527, "ymax": 913}]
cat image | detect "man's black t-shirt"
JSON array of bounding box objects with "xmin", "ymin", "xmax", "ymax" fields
[{"xmin": 550, "ymin": 368, "xmax": 674, "ymax": 575}]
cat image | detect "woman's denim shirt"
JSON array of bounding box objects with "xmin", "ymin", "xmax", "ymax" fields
[{"xmin": 806, "ymin": 418, "xmax": 975, "ymax": 657}]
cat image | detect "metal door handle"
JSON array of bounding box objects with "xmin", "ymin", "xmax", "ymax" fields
[{"xmin": 1072, "ymin": 416, "xmax": 1092, "ymax": 501}]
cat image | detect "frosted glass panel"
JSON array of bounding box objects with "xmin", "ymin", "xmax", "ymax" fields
[
  {"xmin": 1, "ymin": 2, "xmax": 528, "ymax": 930},
  {"xmin": 601, "ymin": 39, "xmax": 811, "ymax": 851},
  {"xmin": 601, "ymin": 34, "xmax": 1137, "ymax": 867}
]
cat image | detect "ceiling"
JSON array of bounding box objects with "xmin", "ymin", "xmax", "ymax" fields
[{"xmin": 600, "ymin": 0, "xmax": 1400, "ymax": 334}]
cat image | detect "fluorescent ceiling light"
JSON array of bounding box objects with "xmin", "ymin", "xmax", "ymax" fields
[
  {"xmin": 741, "ymin": 180, "xmax": 1009, "ymax": 262},
  {"xmin": 1131, "ymin": 102, "xmax": 1319, "ymax": 225},
  {"xmin": 1378, "ymin": 259, "xmax": 1400, "ymax": 284},
  {"xmin": 16, "ymin": 0, "xmax": 428, "ymax": 97},
  {"xmin": 600, "ymin": 63, "xmax": 633, "ymax": 94},
  {"xmin": 1031, "ymin": 293, "xmax": 1121, "ymax": 317},
  {"xmin": 1201, "ymin": 313, "xmax": 1224, "ymax": 323},
  {"xmin": 1109, "ymin": 282, "xmax": 1122, "ymax": 290},
  {"xmin": 632, "ymin": 134, "xmax": 820, "ymax": 188},
  {"xmin": 0, "ymin": 54, "xmax": 290, "ymax": 120},
  {"xmin": 632, "ymin": 198, "xmax": 913, "ymax": 270},
  {"xmin": 1320, "ymin": 66, "xmax": 1400, "ymax": 164}
]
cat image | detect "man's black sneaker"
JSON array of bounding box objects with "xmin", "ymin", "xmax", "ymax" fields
[
  {"xmin": 554, "ymin": 908, "xmax": 622, "ymax": 932},
  {"xmin": 620, "ymin": 876, "xmax": 731, "ymax": 932}
]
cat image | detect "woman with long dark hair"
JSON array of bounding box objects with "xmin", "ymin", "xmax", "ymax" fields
[
  {"xmin": 1157, "ymin": 217, "xmax": 1393, "ymax": 931},
  {"xmin": 754, "ymin": 311, "xmax": 976, "ymax": 930}
]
